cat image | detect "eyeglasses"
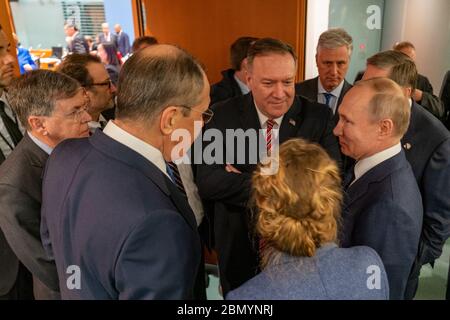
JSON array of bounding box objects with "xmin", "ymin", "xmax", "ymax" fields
[
  {"xmin": 177, "ymin": 105, "xmax": 214, "ymax": 124},
  {"xmin": 90, "ymin": 79, "xmax": 113, "ymax": 89},
  {"xmin": 60, "ymin": 88, "xmax": 91, "ymax": 122}
]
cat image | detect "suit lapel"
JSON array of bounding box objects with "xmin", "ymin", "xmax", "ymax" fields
[
  {"xmin": 279, "ymin": 96, "xmax": 302, "ymax": 143},
  {"xmin": 345, "ymin": 152, "xmax": 405, "ymax": 207},
  {"xmin": 90, "ymin": 131, "xmax": 198, "ymax": 231},
  {"xmin": 239, "ymin": 93, "xmax": 261, "ymax": 131},
  {"xmin": 165, "ymin": 177, "xmax": 198, "ymax": 230}
]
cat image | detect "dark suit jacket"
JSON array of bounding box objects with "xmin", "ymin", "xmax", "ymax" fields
[
  {"xmin": 40, "ymin": 131, "xmax": 201, "ymax": 299},
  {"xmin": 68, "ymin": 33, "xmax": 89, "ymax": 54},
  {"xmin": 341, "ymin": 151, "xmax": 423, "ymax": 300},
  {"xmin": 116, "ymin": 31, "xmax": 131, "ymax": 56},
  {"xmin": 98, "ymin": 33, "xmax": 118, "ymax": 48},
  {"xmin": 195, "ymin": 93, "xmax": 341, "ymax": 294},
  {"xmin": 402, "ymin": 102, "xmax": 450, "ymax": 270},
  {"xmin": 0, "ymin": 134, "xmax": 59, "ymax": 295},
  {"xmin": 440, "ymin": 70, "xmax": 450, "ymax": 128},
  {"xmin": 210, "ymin": 69, "xmax": 243, "ymax": 106},
  {"xmin": 295, "ymin": 76, "xmax": 352, "ymax": 123}
]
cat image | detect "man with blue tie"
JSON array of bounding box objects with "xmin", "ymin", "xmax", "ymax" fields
[
  {"xmin": 295, "ymin": 28, "xmax": 353, "ymax": 122},
  {"xmin": 335, "ymin": 78, "xmax": 423, "ymax": 299},
  {"xmin": 40, "ymin": 45, "xmax": 211, "ymax": 299}
]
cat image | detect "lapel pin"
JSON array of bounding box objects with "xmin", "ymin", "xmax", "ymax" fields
[
  {"xmin": 289, "ymin": 119, "xmax": 296, "ymax": 126},
  {"xmin": 403, "ymin": 143, "xmax": 411, "ymax": 150}
]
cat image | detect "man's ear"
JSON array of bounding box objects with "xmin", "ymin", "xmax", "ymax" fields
[
  {"xmin": 28, "ymin": 116, "xmax": 48, "ymax": 136},
  {"xmin": 378, "ymin": 118, "xmax": 394, "ymax": 138},
  {"xmin": 160, "ymin": 106, "xmax": 178, "ymax": 136}
]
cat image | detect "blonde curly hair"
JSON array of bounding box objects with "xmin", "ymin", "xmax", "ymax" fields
[{"xmin": 252, "ymin": 139, "xmax": 342, "ymax": 268}]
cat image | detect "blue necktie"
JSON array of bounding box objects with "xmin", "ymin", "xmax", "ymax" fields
[
  {"xmin": 166, "ymin": 161, "xmax": 187, "ymax": 195},
  {"xmin": 323, "ymin": 93, "xmax": 334, "ymax": 108}
]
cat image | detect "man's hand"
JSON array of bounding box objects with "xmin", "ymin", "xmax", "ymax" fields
[{"xmin": 225, "ymin": 164, "xmax": 242, "ymax": 174}]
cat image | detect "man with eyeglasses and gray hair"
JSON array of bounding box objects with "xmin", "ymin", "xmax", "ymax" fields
[
  {"xmin": 40, "ymin": 44, "xmax": 211, "ymax": 299},
  {"xmin": 0, "ymin": 70, "xmax": 91, "ymax": 300},
  {"xmin": 296, "ymin": 28, "xmax": 353, "ymax": 122},
  {"xmin": 57, "ymin": 54, "xmax": 117, "ymax": 130}
]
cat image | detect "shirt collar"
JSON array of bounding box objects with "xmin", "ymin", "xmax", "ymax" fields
[
  {"xmin": 103, "ymin": 121, "xmax": 170, "ymax": 178},
  {"xmin": 318, "ymin": 78, "xmax": 345, "ymax": 97},
  {"xmin": 27, "ymin": 132, "xmax": 53, "ymax": 155},
  {"xmin": 233, "ymin": 74, "xmax": 250, "ymax": 95},
  {"xmin": 254, "ymin": 101, "xmax": 284, "ymax": 128},
  {"xmin": 354, "ymin": 143, "xmax": 402, "ymax": 182}
]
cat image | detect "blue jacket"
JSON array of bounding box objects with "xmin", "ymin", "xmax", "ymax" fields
[
  {"xmin": 40, "ymin": 130, "xmax": 201, "ymax": 299},
  {"xmin": 17, "ymin": 47, "xmax": 37, "ymax": 75},
  {"xmin": 341, "ymin": 151, "xmax": 423, "ymax": 300},
  {"xmin": 227, "ymin": 243, "xmax": 389, "ymax": 300}
]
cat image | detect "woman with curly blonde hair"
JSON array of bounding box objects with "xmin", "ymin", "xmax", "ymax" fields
[{"xmin": 227, "ymin": 139, "xmax": 389, "ymax": 300}]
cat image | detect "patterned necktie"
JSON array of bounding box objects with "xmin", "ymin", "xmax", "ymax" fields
[
  {"xmin": 323, "ymin": 93, "xmax": 334, "ymax": 108},
  {"xmin": 166, "ymin": 161, "xmax": 187, "ymax": 196},
  {"xmin": 0, "ymin": 100, "xmax": 23, "ymax": 146},
  {"xmin": 266, "ymin": 119, "xmax": 275, "ymax": 156}
]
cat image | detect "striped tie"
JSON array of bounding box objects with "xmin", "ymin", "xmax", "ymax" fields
[
  {"xmin": 266, "ymin": 119, "xmax": 275, "ymax": 156},
  {"xmin": 166, "ymin": 161, "xmax": 187, "ymax": 195}
]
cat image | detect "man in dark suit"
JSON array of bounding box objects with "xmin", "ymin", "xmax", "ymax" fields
[
  {"xmin": 57, "ymin": 54, "xmax": 116, "ymax": 129},
  {"xmin": 295, "ymin": 28, "xmax": 353, "ymax": 123},
  {"xmin": 97, "ymin": 22, "xmax": 118, "ymax": 48},
  {"xmin": 355, "ymin": 42, "xmax": 444, "ymax": 120},
  {"xmin": 210, "ymin": 36, "xmax": 258, "ymax": 106},
  {"xmin": 393, "ymin": 41, "xmax": 444, "ymax": 119},
  {"xmin": 196, "ymin": 38, "xmax": 341, "ymax": 295},
  {"xmin": 41, "ymin": 45, "xmax": 209, "ymax": 299},
  {"xmin": 114, "ymin": 24, "xmax": 131, "ymax": 57},
  {"xmin": 362, "ymin": 50, "xmax": 450, "ymax": 299},
  {"xmin": 0, "ymin": 70, "xmax": 91, "ymax": 300},
  {"xmin": 64, "ymin": 23, "xmax": 89, "ymax": 54},
  {"xmin": 336, "ymin": 78, "xmax": 422, "ymax": 300},
  {"xmin": 0, "ymin": 24, "xmax": 23, "ymax": 165}
]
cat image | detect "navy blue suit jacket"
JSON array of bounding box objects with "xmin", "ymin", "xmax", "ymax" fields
[
  {"xmin": 116, "ymin": 31, "xmax": 131, "ymax": 56},
  {"xmin": 341, "ymin": 151, "xmax": 423, "ymax": 300},
  {"xmin": 402, "ymin": 102, "xmax": 450, "ymax": 269},
  {"xmin": 40, "ymin": 131, "xmax": 201, "ymax": 299}
]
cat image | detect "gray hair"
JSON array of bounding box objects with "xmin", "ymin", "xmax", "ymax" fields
[
  {"xmin": 7, "ymin": 70, "xmax": 80, "ymax": 130},
  {"xmin": 317, "ymin": 28, "xmax": 353, "ymax": 56},
  {"xmin": 116, "ymin": 45, "xmax": 205, "ymax": 122}
]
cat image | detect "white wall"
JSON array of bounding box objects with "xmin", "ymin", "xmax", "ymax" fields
[
  {"xmin": 305, "ymin": 0, "xmax": 330, "ymax": 79},
  {"xmin": 382, "ymin": 0, "xmax": 450, "ymax": 93}
]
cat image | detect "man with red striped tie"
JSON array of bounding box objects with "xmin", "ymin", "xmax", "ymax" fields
[{"xmin": 196, "ymin": 38, "xmax": 341, "ymax": 296}]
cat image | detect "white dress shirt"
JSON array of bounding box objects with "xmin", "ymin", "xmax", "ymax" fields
[
  {"xmin": 27, "ymin": 131, "xmax": 53, "ymax": 155},
  {"xmin": 103, "ymin": 120, "xmax": 170, "ymax": 178}
]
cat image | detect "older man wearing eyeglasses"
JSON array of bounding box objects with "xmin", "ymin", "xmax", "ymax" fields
[
  {"xmin": 0, "ymin": 70, "xmax": 91, "ymax": 300},
  {"xmin": 57, "ymin": 54, "xmax": 116, "ymax": 133}
]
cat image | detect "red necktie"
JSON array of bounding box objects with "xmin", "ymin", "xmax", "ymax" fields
[{"xmin": 266, "ymin": 119, "xmax": 275, "ymax": 156}]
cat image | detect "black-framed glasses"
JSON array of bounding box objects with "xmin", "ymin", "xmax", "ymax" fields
[{"xmin": 177, "ymin": 105, "xmax": 214, "ymax": 124}]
